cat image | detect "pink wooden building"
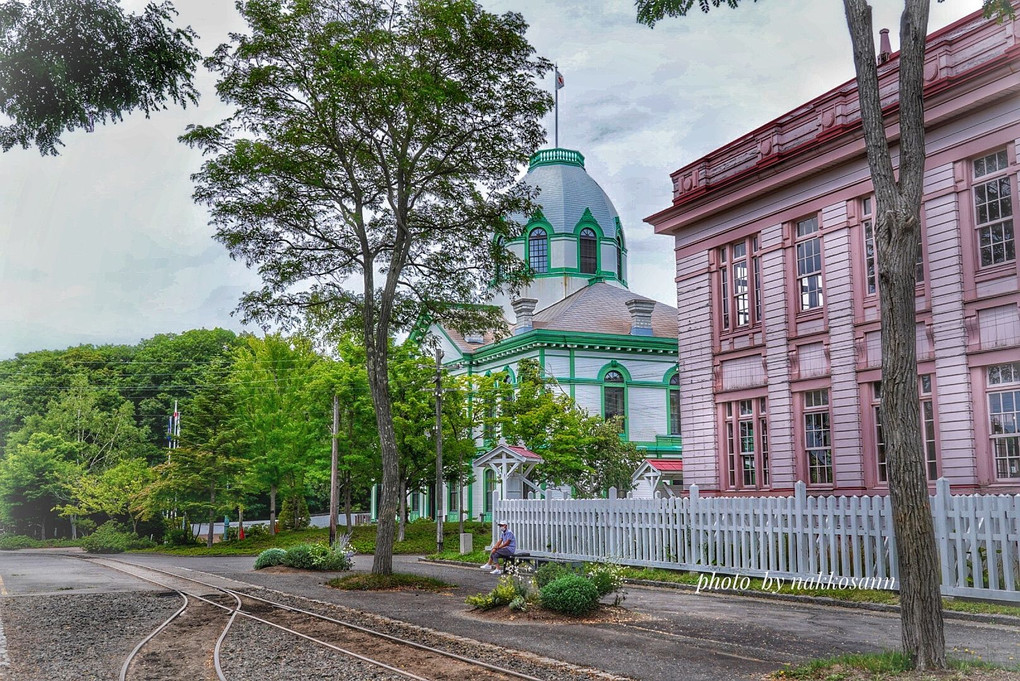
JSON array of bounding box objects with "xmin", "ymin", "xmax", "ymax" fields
[{"xmin": 646, "ymin": 6, "xmax": 1020, "ymax": 496}]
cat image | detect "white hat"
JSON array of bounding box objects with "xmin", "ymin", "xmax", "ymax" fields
[{"xmin": 497, "ymin": 520, "xmax": 508, "ymax": 526}]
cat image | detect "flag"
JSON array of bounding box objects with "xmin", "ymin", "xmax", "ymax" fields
[{"xmin": 556, "ymin": 70, "xmax": 564, "ymax": 90}]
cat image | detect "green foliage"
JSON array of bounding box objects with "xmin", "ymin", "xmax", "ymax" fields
[
  {"xmin": 0, "ymin": 0, "xmax": 201, "ymax": 155},
  {"xmin": 328, "ymin": 573, "xmax": 452, "ymax": 592},
  {"xmin": 0, "ymin": 432, "xmax": 77, "ymax": 536},
  {"xmin": 540, "ymin": 574, "xmax": 601, "ymax": 617},
  {"xmin": 509, "ymin": 596, "xmax": 527, "ymax": 612},
  {"xmin": 253, "ymin": 547, "xmax": 287, "ymax": 570},
  {"xmin": 225, "ymin": 523, "xmax": 270, "ymax": 542},
  {"xmin": 586, "ymin": 561, "xmax": 626, "ymax": 598},
  {"xmin": 307, "ymin": 541, "xmax": 355, "ymax": 572},
  {"xmin": 80, "ymin": 521, "xmax": 154, "ymax": 554},
  {"xmin": 278, "ymin": 495, "xmax": 310, "ymax": 532},
  {"xmin": 535, "ymin": 561, "xmax": 575, "ymax": 589},
  {"xmin": 0, "ymin": 534, "xmax": 46, "ymax": 550},
  {"xmin": 163, "ymin": 524, "xmax": 198, "ymax": 547},
  {"xmin": 282, "ymin": 544, "xmax": 316, "ymax": 569},
  {"xmin": 473, "ymin": 359, "xmax": 644, "ymax": 497}
]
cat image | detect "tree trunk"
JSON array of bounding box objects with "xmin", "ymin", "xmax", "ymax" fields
[
  {"xmin": 344, "ymin": 471, "xmax": 353, "ymax": 535},
  {"xmin": 843, "ymin": 0, "xmax": 944, "ymax": 669},
  {"xmin": 70, "ymin": 514, "xmax": 77, "ymax": 541},
  {"xmin": 398, "ymin": 480, "xmax": 407, "ymax": 543},
  {"xmin": 366, "ymin": 334, "xmax": 399, "ymax": 575},
  {"xmin": 269, "ymin": 483, "xmax": 277, "ymax": 536},
  {"xmin": 207, "ymin": 484, "xmax": 215, "ymax": 548}
]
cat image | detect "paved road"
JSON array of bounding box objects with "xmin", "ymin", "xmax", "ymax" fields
[{"xmin": 2, "ymin": 549, "xmax": 1019, "ymax": 681}]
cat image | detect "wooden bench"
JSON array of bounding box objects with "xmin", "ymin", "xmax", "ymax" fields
[{"xmin": 505, "ymin": 552, "xmax": 584, "ymax": 572}]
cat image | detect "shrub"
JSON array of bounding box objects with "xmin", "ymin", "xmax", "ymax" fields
[
  {"xmin": 253, "ymin": 548, "xmax": 287, "ymax": 570},
  {"xmin": 279, "ymin": 495, "xmax": 310, "ymax": 531},
  {"xmin": 308, "ymin": 541, "xmax": 354, "ymax": 572},
  {"xmin": 540, "ymin": 574, "xmax": 600, "ymax": 616},
  {"xmin": 509, "ymin": 596, "xmax": 527, "ymax": 612},
  {"xmin": 225, "ymin": 523, "xmax": 270, "ymax": 542},
  {"xmin": 164, "ymin": 525, "xmax": 198, "ymax": 546},
  {"xmin": 283, "ymin": 544, "xmax": 316, "ymax": 569},
  {"xmin": 586, "ymin": 561, "xmax": 625, "ymax": 600},
  {"xmin": 465, "ymin": 574, "xmax": 519, "ymax": 610},
  {"xmin": 81, "ymin": 521, "xmax": 154, "ymax": 554},
  {"xmin": 535, "ymin": 561, "xmax": 574, "ymax": 589},
  {"xmin": 0, "ymin": 535, "xmax": 44, "ymax": 550}
]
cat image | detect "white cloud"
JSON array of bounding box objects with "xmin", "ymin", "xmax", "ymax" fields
[{"xmin": 0, "ymin": 0, "xmax": 985, "ymax": 357}]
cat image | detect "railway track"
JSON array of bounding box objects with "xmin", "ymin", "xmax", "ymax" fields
[{"xmin": 86, "ymin": 556, "xmax": 549, "ymax": 681}]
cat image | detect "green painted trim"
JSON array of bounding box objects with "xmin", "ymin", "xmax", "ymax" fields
[
  {"xmin": 599, "ymin": 361, "xmax": 630, "ymax": 439},
  {"xmin": 529, "ymin": 148, "xmax": 585, "ymax": 169},
  {"xmin": 556, "ymin": 377, "xmax": 672, "ymax": 388},
  {"xmin": 538, "ymin": 346, "xmax": 546, "ymax": 370},
  {"xmin": 502, "ymin": 364, "xmax": 517, "ymax": 383},
  {"xmin": 597, "ymin": 361, "xmax": 632, "ymax": 382},
  {"xmin": 452, "ymin": 329, "xmax": 677, "ymax": 364},
  {"xmin": 525, "ymin": 220, "xmax": 552, "ymax": 274}
]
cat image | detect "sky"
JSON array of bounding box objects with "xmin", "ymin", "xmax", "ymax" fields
[{"xmin": 0, "ymin": 0, "xmax": 985, "ymax": 360}]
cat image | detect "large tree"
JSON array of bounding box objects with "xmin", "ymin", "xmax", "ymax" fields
[
  {"xmin": 635, "ymin": 0, "xmax": 1012, "ymax": 670},
  {"xmin": 0, "ymin": 0, "xmax": 201, "ymax": 155},
  {"xmin": 182, "ymin": 0, "xmax": 550, "ymax": 574}
]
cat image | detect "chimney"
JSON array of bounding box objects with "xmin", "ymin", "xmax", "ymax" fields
[
  {"xmin": 511, "ymin": 298, "xmax": 538, "ymax": 335},
  {"xmin": 626, "ymin": 298, "xmax": 656, "ymax": 336},
  {"xmin": 877, "ymin": 28, "xmax": 892, "ymax": 64}
]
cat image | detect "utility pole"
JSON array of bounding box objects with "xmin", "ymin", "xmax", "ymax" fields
[
  {"xmin": 434, "ymin": 347, "xmax": 444, "ymax": 554},
  {"xmin": 329, "ymin": 393, "xmax": 339, "ymax": 547}
]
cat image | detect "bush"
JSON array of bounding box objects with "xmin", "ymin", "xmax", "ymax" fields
[
  {"xmin": 164, "ymin": 525, "xmax": 198, "ymax": 546},
  {"xmin": 0, "ymin": 535, "xmax": 45, "ymax": 550},
  {"xmin": 283, "ymin": 544, "xmax": 317, "ymax": 569},
  {"xmin": 509, "ymin": 596, "xmax": 527, "ymax": 612},
  {"xmin": 81, "ymin": 521, "xmax": 154, "ymax": 554},
  {"xmin": 535, "ymin": 561, "xmax": 575, "ymax": 589},
  {"xmin": 586, "ymin": 561, "xmax": 625, "ymax": 599},
  {"xmin": 540, "ymin": 574, "xmax": 600, "ymax": 616},
  {"xmin": 225, "ymin": 523, "xmax": 270, "ymax": 542},
  {"xmin": 308, "ymin": 541, "xmax": 355, "ymax": 572},
  {"xmin": 253, "ymin": 548, "xmax": 287, "ymax": 570},
  {"xmin": 279, "ymin": 496, "xmax": 310, "ymax": 531},
  {"xmin": 466, "ymin": 574, "xmax": 519, "ymax": 610}
]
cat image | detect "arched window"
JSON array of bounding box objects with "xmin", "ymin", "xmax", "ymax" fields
[
  {"xmin": 668, "ymin": 373, "xmax": 681, "ymax": 435},
  {"xmin": 616, "ymin": 233, "xmax": 625, "ymax": 280},
  {"xmin": 580, "ymin": 228, "xmax": 598, "ymax": 274},
  {"xmin": 529, "ymin": 228, "xmax": 548, "ymax": 273},
  {"xmin": 603, "ymin": 369, "xmax": 625, "ymax": 429}
]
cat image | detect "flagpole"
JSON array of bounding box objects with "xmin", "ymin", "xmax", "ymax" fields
[{"xmin": 554, "ymin": 62, "xmax": 559, "ymax": 148}]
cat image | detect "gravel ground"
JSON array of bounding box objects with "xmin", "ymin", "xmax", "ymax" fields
[
  {"xmin": 0, "ymin": 591, "xmax": 182, "ymax": 681},
  {"xmin": 219, "ymin": 616, "xmax": 408, "ymax": 680},
  {"xmin": 239, "ymin": 586, "xmax": 629, "ymax": 681}
]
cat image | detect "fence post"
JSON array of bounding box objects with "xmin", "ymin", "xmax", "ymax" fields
[
  {"xmin": 491, "ymin": 489, "xmax": 501, "ymax": 547},
  {"xmin": 794, "ymin": 480, "xmax": 807, "ymax": 574},
  {"xmin": 934, "ymin": 477, "xmax": 952, "ymax": 590},
  {"xmin": 688, "ymin": 484, "xmax": 699, "ymax": 567}
]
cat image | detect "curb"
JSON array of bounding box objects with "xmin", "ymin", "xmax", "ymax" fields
[{"xmin": 419, "ymin": 558, "xmax": 1020, "ymax": 628}]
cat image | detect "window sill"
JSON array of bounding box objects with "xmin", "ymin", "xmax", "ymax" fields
[{"xmin": 974, "ymin": 261, "xmax": 1017, "ymax": 283}]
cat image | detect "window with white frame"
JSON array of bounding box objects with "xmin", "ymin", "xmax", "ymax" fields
[
  {"xmin": 722, "ymin": 396, "xmax": 769, "ymax": 489},
  {"xmin": 803, "ymin": 389, "xmax": 832, "ymax": 484},
  {"xmin": 796, "ymin": 216, "xmax": 824, "ymax": 311},
  {"xmin": 973, "ymin": 150, "xmax": 1015, "ymax": 268},
  {"xmin": 718, "ymin": 236, "xmax": 762, "ymax": 330},
  {"xmin": 579, "ymin": 228, "xmax": 598, "ymax": 274},
  {"xmin": 603, "ymin": 370, "xmax": 625, "ymax": 430},
  {"xmin": 988, "ymin": 361, "xmax": 1020, "ymax": 479},
  {"xmin": 668, "ymin": 373, "xmax": 681, "ymax": 436}
]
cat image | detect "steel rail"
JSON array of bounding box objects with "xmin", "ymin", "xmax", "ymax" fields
[
  {"xmin": 118, "ymin": 590, "xmax": 189, "ymax": 681},
  {"xmin": 95, "ymin": 557, "xmax": 547, "ymax": 681},
  {"xmin": 86, "ymin": 557, "xmax": 427, "ymax": 681}
]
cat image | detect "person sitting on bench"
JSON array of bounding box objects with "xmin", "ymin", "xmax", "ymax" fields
[{"xmin": 479, "ymin": 520, "xmax": 515, "ymax": 574}]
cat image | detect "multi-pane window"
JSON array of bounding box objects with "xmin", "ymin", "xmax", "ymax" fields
[
  {"xmin": 973, "ymin": 150, "xmax": 1015, "ymax": 268},
  {"xmin": 718, "ymin": 236, "xmax": 762, "ymax": 331},
  {"xmin": 668, "ymin": 373, "xmax": 681, "ymax": 435},
  {"xmin": 796, "ymin": 216, "xmax": 824, "ymax": 311},
  {"xmin": 723, "ymin": 397, "xmax": 769, "ymax": 489},
  {"xmin": 580, "ymin": 228, "xmax": 598, "ymax": 274},
  {"xmin": 483, "ymin": 469, "xmax": 496, "ymax": 513},
  {"xmin": 528, "ymin": 228, "xmax": 548, "ymax": 273},
  {"xmin": 603, "ymin": 370, "xmax": 625, "ymax": 429},
  {"xmin": 988, "ymin": 362, "xmax": 1020, "ymax": 478},
  {"xmin": 803, "ymin": 389, "xmax": 832, "ymax": 484},
  {"xmin": 874, "ymin": 375, "xmax": 940, "ymax": 483}
]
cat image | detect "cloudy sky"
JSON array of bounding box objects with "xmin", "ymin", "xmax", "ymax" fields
[{"xmin": 0, "ymin": 0, "xmax": 984, "ymax": 359}]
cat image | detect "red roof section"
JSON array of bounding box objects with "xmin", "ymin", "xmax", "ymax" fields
[
  {"xmin": 646, "ymin": 458, "xmax": 683, "ymax": 472},
  {"xmin": 508, "ymin": 445, "xmax": 543, "ymax": 461}
]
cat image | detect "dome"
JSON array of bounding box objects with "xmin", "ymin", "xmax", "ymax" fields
[{"xmin": 523, "ymin": 149, "xmax": 622, "ymax": 238}]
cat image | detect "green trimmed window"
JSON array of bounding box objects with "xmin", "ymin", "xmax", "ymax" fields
[
  {"xmin": 529, "ymin": 228, "xmax": 548, "ymax": 273},
  {"xmin": 580, "ymin": 228, "xmax": 598, "ymax": 274},
  {"xmin": 603, "ymin": 369, "xmax": 625, "ymax": 429},
  {"xmin": 668, "ymin": 373, "xmax": 681, "ymax": 435}
]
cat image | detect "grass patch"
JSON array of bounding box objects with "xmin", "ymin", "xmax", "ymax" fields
[
  {"xmin": 0, "ymin": 535, "xmax": 80, "ymax": 550},
  {"xmin": 139, "ymin": 520, "xmax": 494, "ymax": 558},
  {"xmin": 328, "ymin": 573, "xmax": 453, "ymax": 592},
  {"xmin": 771, "ymin": 651, "xmax": 1018, "ymax": 679}
]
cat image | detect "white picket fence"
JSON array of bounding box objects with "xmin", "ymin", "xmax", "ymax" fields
[{"xmin": 494, "ymin": 478, "xmax": 1020, "ymax": 603}]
